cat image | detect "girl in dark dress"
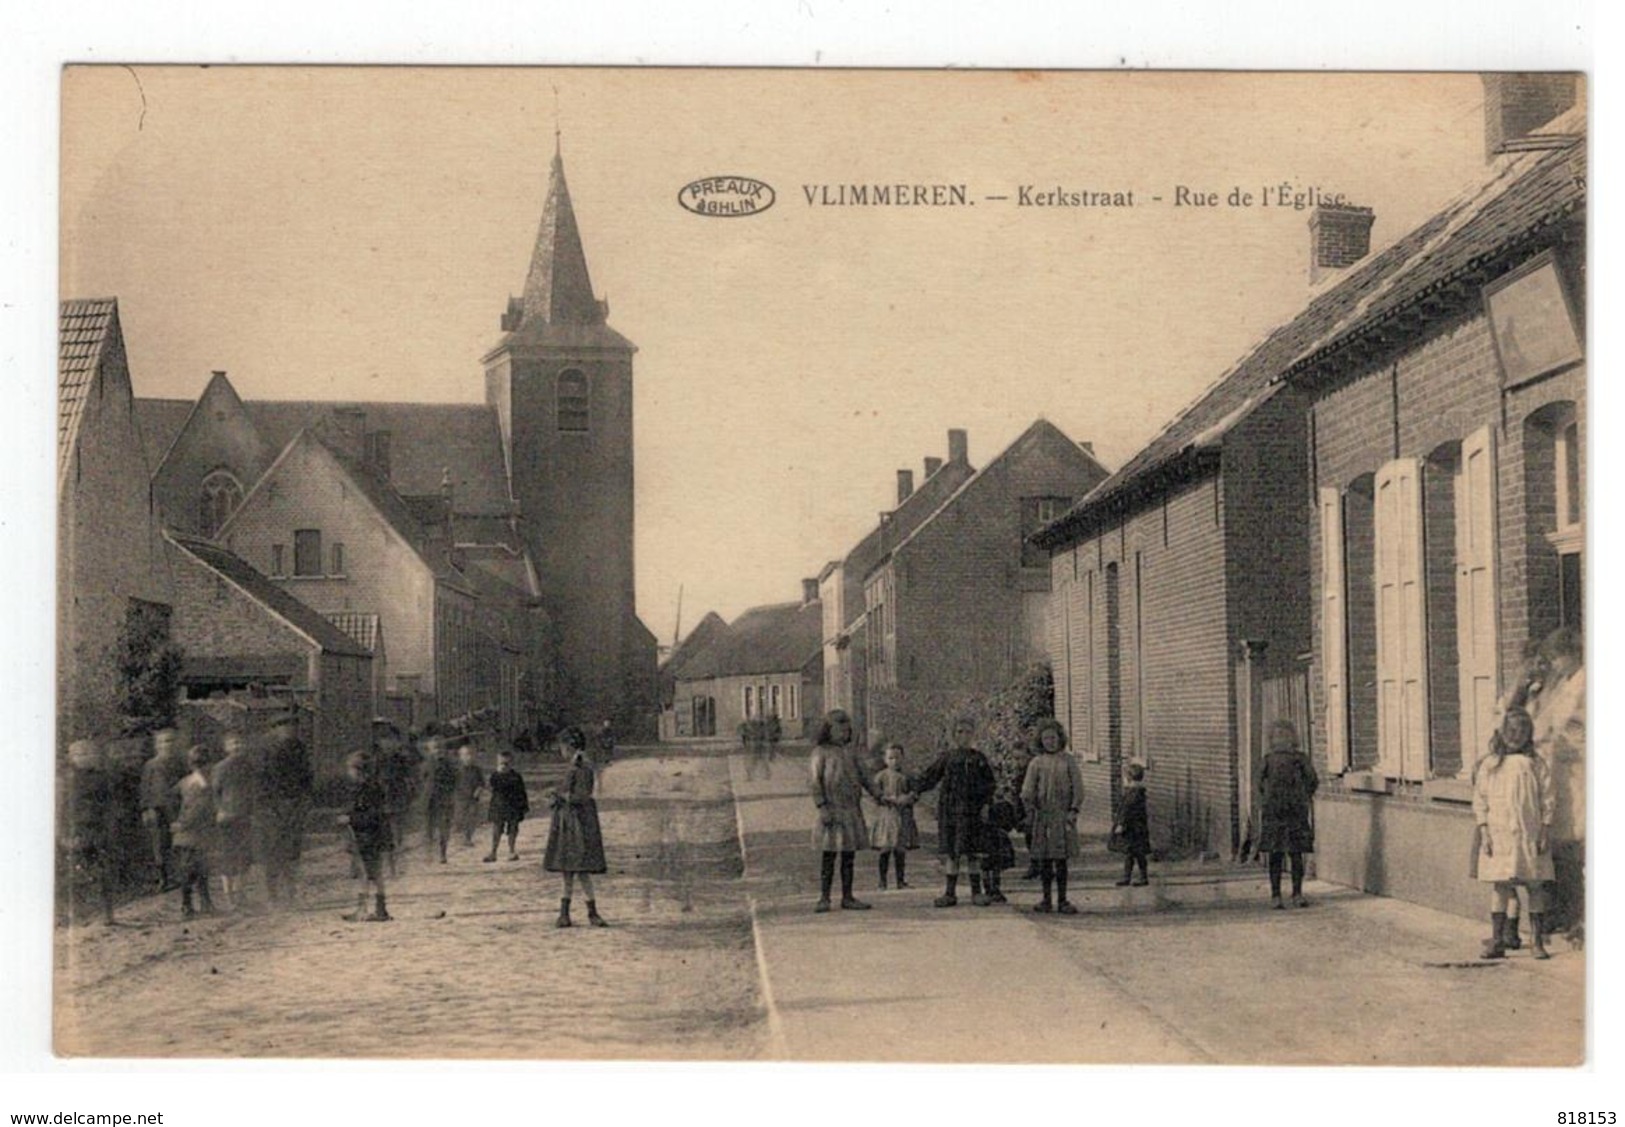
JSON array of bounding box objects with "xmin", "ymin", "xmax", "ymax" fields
[
  {"xmin": 1258, "ymin": 719, "xmax": 1319, "ymax": 909},
  {"xmin": 911, "ymin": 717, "xmax": 997, "ymax": 908},
  {"xmin": 544, "ymin": 727, "xmax": 608, "ymax": 928}
]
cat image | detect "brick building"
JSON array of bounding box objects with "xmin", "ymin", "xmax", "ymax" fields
[
  {"xmin": 165, "ymin": 532, "xmax": 374, "ymax": 782},
  {"xmin": 819, "ymin": 430, "xmax": 979, "ymax": 740},
  {"xmin": 132, "ymin": 145, "xmax": 657, "ymax": 737},
  {"xmin": 865, "ymin": 419, "xmax": 1109, "ymax": 746},
  {"xmin": 1033, "ymin": 77, "xmax": 1585, "ymax": 915},
  {"xmin": 659, "ymin": 610, "xmax": 729, "ymax": 738},
  {"xmin": 672, "ymin": 583, "xmax": 824, "ymax": 741},
  {"xmin": 57, "ymin": 298, "xmax": 176, "ymax": 750},
  {"xmin": 1293, "ymin": 83, "xmax": 1584, "ymax": 918}
]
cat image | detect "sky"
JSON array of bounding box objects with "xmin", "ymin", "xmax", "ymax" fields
[{"xmin": 61, "ymin": 67, "xmax": 1496, "ymax": 649}]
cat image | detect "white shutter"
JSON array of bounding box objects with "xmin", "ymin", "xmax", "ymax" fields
[
  {"xmin": 1072, "ymin": 571, "xmax": 1095, "ymax": 761},
  {"xmin": 1375, "ymin": 458, "xmax": 1429, "ymax": 780},
  {"xmin": 1052, "ymin": 573, "xmax": 1074, "ymax": 742},
  {"xmin": 1319, "ymin": 487, "xmax": 1350, "ymax": 773},
  {"xmin": 1456, "ymin": 427, "xmax": 1500, "ymax": 778}
]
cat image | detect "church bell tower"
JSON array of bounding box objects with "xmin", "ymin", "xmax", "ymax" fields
[{"xmin": 483, "ymin": 142, "xmax": 647, "ymax": 731}]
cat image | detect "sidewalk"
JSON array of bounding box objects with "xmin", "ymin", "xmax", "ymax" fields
[{"xmin": 729, "ymin": 752, "xmax": 1585, "ymax": 1065}]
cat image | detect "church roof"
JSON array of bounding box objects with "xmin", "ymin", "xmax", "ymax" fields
[
  {"xmin": 166, "ymin": 532, "xmax": 373, "ymax": 658},
  {"xmin": 58, "ymin": 298, "xmax": 120, "ymax": 486},
  {"xmin": 134, "ymin": 396, "xmax": 515, "ymax": 516},
  {"xmin": 521, "ymin": 148, "xmax": 603, "ymax": 328}
]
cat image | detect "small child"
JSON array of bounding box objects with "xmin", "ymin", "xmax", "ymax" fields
[
  {"xmin": 980, "ymin": 798, "xmax": 1020, "ymax": 904},
  {"xmin": 869, "ymin": 744, "xmax": 919, "ymax": 890},
  {"xmin": 62, "ymin": 738, "xmax": 117, "ymax": 926},
  {"xmin": 170, "ymin": 745, "xmax": 217, "ymax": 919},
  {"xmin": 483, "ymin": 749, "xmax": 529, "ymax": 862},
  {"xmin": 543, "ymin": 726, "xmax": 609, "ymax": 928},
  {"xmin": 338, "ymin": 751, "xmax": 392, "ymax": 922},
  {"xmin": 1113, "ymin": 763, "xmax": 1151, "ymax": 887},
  {"xmin": 453, "ymin": 742, "xmax": 486, "ymax": 846}
]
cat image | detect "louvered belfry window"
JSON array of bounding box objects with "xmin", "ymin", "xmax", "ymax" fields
[{"xmin": 557, "ymin": 369, "xmax": 590, "ymax": 432}]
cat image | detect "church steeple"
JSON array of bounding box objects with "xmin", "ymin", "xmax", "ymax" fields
[{"xmin": 515, "ymin": 144, "xmax": 604, "ymax": 328}]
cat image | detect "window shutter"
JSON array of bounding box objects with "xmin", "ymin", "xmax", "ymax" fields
[
  {"xmin": 1456, "ymin": 426, "xmax": 1500, "ymax": 777},
  {"xmin": 1374, "ymin": 458, "xmax": 1429, "ymax": 780},
  {"xmin": 1319, "ymin": 487, "xmax": 1350, "ymax": 773}
]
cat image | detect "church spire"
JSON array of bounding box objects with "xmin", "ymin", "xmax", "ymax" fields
[{"xmin": 517, "ymin": 144, "xmax": 603, "ymax": 327}]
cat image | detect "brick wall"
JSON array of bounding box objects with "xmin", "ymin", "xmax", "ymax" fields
[
  {"xmin": 58, "ymin": 330, "xmax": 176, "ymax": 749},
  {"xmin": 167, "ymin": 544, "xmax": 318, "ymax": 681},
  {"xmin": 1046, "ymin": 471, "xmax": 1233, "ymax": 854},
  {"xmin": 150, "ymin": 374, "xmax": 272, "ymax": 536},
  {"xmin": 895, "ymin": 425, "xmax": 1107, "ymax": 699},
  {"xmin": 222, "ymin": 436, "xmax": 438, "ymax": 696}
]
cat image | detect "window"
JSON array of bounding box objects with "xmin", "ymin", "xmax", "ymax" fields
[
  {"xmin": 788, "ymin": 682, "xmax": 799, "ymax": 720},
  {"xmin": 557, "ymin": 369, "xmax": 590, "ymax": 433},
  {"xmin": 331, "ymin": 542, "xmax": 346, "ymax": 576},
  {"xmin": 744, "ymin": 685, "xmax": 754, "ymax": 720},
  {"xmin": 199, "ymin": 469, "xmax": 243, "ymax": 537},
  {"xmin": 293, "ymin": 529, "xmax": 323, "ymax": 577},
  {"xmin": 1021, "ymin": 496, "xmax": 1072, "ymax": 567},
  {"xmin": 271, "ymin": 544, "xmax": 285, "ymax": 577},
  {"xmin": 770, "ymin": 684, "xmax": 781, "ymax": 717},
  {"xmin": 1527, "ymin": 403, "xmax": 1583, "ymax": 638}
]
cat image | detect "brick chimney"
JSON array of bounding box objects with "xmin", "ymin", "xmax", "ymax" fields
[
  {"xmin": 924, "ymin": 456, "xmax": 943, "ymax": 479},
  {"xmin": 1482, "ymin": 73, "xmax": 1579, "ymax": 159},
  {"xmin": 1309, "ymin": 205, "xmax": 1375, "ymax": 285},
  {"xmin": 896, "ymin": 469, "xmax": 914, "ymax": 504},
  {"xmin": 948, "ymin": 428, "xmax": 969, "ymax": 465},
  {"xmin": 801, "ymin": 577, "xmax": 819, "ymax": 605}
]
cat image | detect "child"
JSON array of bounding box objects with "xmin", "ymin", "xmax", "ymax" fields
[
  {"xmin": 453, "ymin": 741, "xmax": 486, "ymax": 846},
  {"xmin": 209, "ymin": 731, "xmax": 258, "ymax": 912},
  {"xmin": 543, "ymin": 727, "xmax": 609, "ymax": 928},
  {"xmin": 809, "ymin": 710, "xmax": 881, "ymax": 913},
  {"xmin": 170, "ymin": 744, "xmax": 217, "ymax": 919},
  {"xmin": 483, "ymin": 749, "xmax": 529, "ymax": 862},
  {"xmin": 422, "ymin": 737, "xmax": 459, "ymax": 863},
  {"xmin": 912, "ymin": 717, "xmax": 997, "ymax": 908},
  {"xmin": 62, "ymin": 738, "xmax": 117, "ymax": 926},
  {"xmin": 139, "ymin": 728, "xmax": 187, "ymax": 893},
  {"xmin": 869, "ymin": 744, "xmax": 919, "ymax": 890},
  {"xmin": 1258, "ymin": 719, "xmax": 1318, "ymax": 909},
  {"xmin": 1020, "ymin": 718, "xmax": 1083, "ymax": 914},
  {"xmin": 981, "ymin": 798, "xmax": 1020, "ymax": 904},
  {"xmin": 1474, "ymin": 706, "xmax": 1555, "ymax": 959},
  {"xmin": 338, "ymin": 751, "xmax": 392, "ymax": 922},
  {"xmin": 1113, "ymin": 763, "xmax": 1151, "ymax": 887}
]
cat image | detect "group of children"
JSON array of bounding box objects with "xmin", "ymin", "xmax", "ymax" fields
[
  {"xmin": 811, "ymin": 711, "xmax": 1155, "ymax": 916},
  {"xmin": 339, "ymin": 724, "xmax": 610, "ymax": 928}
]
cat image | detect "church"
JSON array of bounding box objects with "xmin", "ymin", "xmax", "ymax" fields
[{"xmin": 130, "ymin": 146, "xmax": 658, "ymax": 740}]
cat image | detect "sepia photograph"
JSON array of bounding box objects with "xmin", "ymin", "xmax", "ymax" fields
[{"xmin": 49, "ymin": 63, "xmax": 1587, "ymax": 1070}]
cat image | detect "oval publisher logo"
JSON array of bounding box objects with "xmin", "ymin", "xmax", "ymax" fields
[{"xmin": 678, "ymin": 176, "xmax": 776, "ymax": 218}]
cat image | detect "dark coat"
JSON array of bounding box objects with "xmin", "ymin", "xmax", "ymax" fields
[
  {"xmin": 347, "ymin": 777, "xmax": 393, "ymax": 850},
  {"xmin": 1117, "ymin": 784, "xmax": 1151, "ymax": 853},
  {"xmin": 425, "ymin": 756, "xmax": 459, "ymax": 809},
  {"xmin": 140, "ymin": 753, "xmax": 189, "ymax": 817},
  {"xmin": 914, "ymin": 746, "xmax": 996, "ymax": 858},
  {"xmin": 1258, "ymin": 749, "xmax": 1318, "ymax": 853},
  {"xmin": 543, "ymin": 754, "xmax": 607, "ymax": 873},
  {"xmin": 486, "ymin": 767, "xmax": 530, "ymax": 823},
  {"xmin": 453, "ymin": 762, "xmax": 485, "ymax": 804},
  {"xmin": 261, "ymin": 737, "xmax": 313, "ymax": 804}
]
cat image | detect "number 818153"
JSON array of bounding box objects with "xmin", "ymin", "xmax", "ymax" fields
[{"xmin": 1559, "ymin": 1114, "xmax": 1616, "ymax": 1124}]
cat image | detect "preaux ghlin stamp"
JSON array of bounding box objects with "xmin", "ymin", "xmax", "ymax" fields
[{"xmin": 679, "ymin": 176, "xmax": 775, "ymax": 218}]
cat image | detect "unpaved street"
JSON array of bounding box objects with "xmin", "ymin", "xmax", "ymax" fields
[{"xmin": 55, "ymin": 752, "xmax": 767, "ymax": 1059}]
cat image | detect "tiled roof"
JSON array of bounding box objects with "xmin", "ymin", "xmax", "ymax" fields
[
  {"xmin": 247, "ymin": 401, "xmax": 513, "ymax": 515},
  {"xmin": 58, "ymin": 298, "xmax": 119, "ymax": 487},
  {"xmin": 132, "ymin": 398, "xmax": 195, "ymax": 476},
  {"xmin": 884, "ymin": 418, "xmax": 1105, "ymax": 568},
  {"xmin": 843, "ymin": 458, "xmax": 978, "ymax": 595},
  {"xmin": 325, "ymin": 611, "xmax": 381, "ymax": 654},
  {"xmin": 676, "ymin": 600, "xmax": 823, "ymax": 681},
  {"xmin": 1037, "ymin": 125, "xmax": 1585, "ymax": 546},
  {"xmin": 166, "ymin": 532, "xmax": 373, "ymax": 657}
]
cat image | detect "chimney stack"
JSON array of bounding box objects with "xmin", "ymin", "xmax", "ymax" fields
[
  {"xmin": 896, "ymin": 469, "xmax": 915, "ymax": 504},
  {"xmin": 1309, "ymin": 205, "xmax": 1375, "ymax": 286},
  {"xmin": 1481, "ymin": 73, "xmax": 1579, "ymax": 159},
  {"xmin": 327, "ymin": 407, "xmax": 368, "ymax": 464},
  {"xmin": 948, "ymin": 428, "xmax": 969, "ymax": 465},
  {"xmin": 801, "ymin": 578, "xmax": 819, "ymax": 606},
  {"xmin": 924, "ymin": 456, "xmax": 943, "ymax": 479}
]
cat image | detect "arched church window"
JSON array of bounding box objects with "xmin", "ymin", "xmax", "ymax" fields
[
  {"xmin": 557, "ymin": 369, "xmax": 590, "ymax": 433},
  {"xmin": 200, "ymin": 469, "xmax": 243, "ymax": 537}
]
